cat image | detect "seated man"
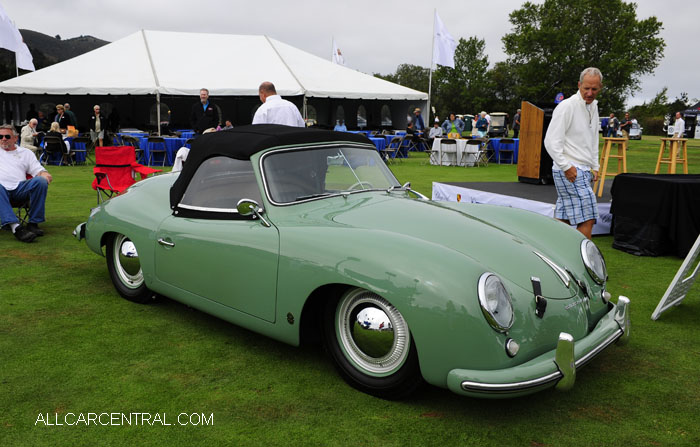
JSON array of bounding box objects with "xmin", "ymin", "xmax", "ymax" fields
[
  {"xmin": 0, "ymin": 124, "xmax": 53, "ymax": 242},
  {"xmin": 428, "ymin": 120, "xmax": 444, "ymax": 145},
  {"xmin": 20, "ymin": 118, "xmax": 40, "ymax": 155}
]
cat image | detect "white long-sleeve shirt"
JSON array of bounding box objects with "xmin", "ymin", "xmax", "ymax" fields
[
  {"xmin": 673, "ymin": 118, "xmax": 685, "ymax": 138},
  {"xmin": 252, "ymin": 95, "xmax": 305, "ymax": 127},
  {"xmin": 544, "ymin": 90, "xmax": 600, "ymax": 172}
]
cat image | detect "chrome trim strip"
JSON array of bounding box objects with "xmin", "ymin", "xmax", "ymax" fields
[
  {"xmin": 258, "ymin": 143, "xmax": 399, "ymax": 207},
  {"xmin": 461, "ymin": 371, "xmax": 562, "ymax": 393},
  {"xmin": 533, "ymin": 251, "xmax": 571, "ymax": 288},
  {"xmin": 177, "ymin": 203, "xmax": 238, "ymax": 213},
  {"xmin": 574, "ymin": 329, "xmax": 622, "ymax": 369}
]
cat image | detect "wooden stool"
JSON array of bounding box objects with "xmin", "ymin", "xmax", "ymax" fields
[
  {"xmin": 593, "ymin": 137, "xmax": 627, "ymax": 197},
  {"xmin": 654, "ymin": 138, "xmax": 688, "ymax": 174}
]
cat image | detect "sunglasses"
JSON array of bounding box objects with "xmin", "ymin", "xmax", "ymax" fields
[{"xmin": 1, "ymin": 134, "xmax": 13, "ymax": 139}]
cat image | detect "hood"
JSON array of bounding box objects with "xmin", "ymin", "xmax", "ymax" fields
[{"xmin": 318, "ymin": 193, "xmax": 575, "ymax": 299}]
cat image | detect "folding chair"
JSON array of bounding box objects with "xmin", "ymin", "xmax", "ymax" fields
[
  {"xmin": 147, "ymin": 136, "xmax": 168, "ymax": 166},
  {"xmin": 380, "ymin": 136, "xmax": 403, "ymax": 164},
  {"xmin": 9, "ymin": 174, "xmax": 33, "ymax": 224},
  {"xmin": 439, "ymin": 139, "xmax": 458, "ymax": 166},
  {"xmin": 464, "ymin": 139, "xmax": 484, "ymax": 167},
  {"xmin": 71, "ymin": 136, "xmax": 92, "ymax": 165},
  {"xmin": 121, "ymin": 135, "xmax": 143, "ymax": 163},
  {"xmin": 423, "ymin": 141, "xmax": 440, "ymax": 165},
  {"xmin": 41, "ymin": 135, "xmax": 72, "ymax": 166},
  {"xmin": 497, "ymin": 138, "xmax": 516, "ymax": 164},
  {"xmin": 92, "ymin": 146, "xmax": 162, "ymax": 203}
]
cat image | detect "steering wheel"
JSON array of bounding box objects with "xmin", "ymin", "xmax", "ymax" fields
[{"xmin": 348, "ymin": 181, "xmax": 375, "ymax": 191}]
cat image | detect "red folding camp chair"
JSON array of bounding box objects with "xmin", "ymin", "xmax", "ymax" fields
[{"xmin": 92, "ymin": 146, "xmax": 162, "ymax": 203}]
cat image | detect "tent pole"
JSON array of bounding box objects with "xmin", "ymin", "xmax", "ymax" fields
[
  {"xmin": 156, "ymin": 92, "xmax": 161, "ymax": 136},
  {"xmin": 426, "ymin": 8, "xmax": 436, "ymax": 124},
  {"xmin": 303, "ymin": 95, "xmax": 307, "ymax": 122}
]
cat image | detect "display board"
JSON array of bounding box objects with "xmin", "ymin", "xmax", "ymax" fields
[{"xmin": 651, "ymin": 234, "xmax": 700, "ymax": 320}]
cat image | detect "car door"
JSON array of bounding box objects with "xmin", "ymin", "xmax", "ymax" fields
[{"xmin": 154, "ymin": 156, "xmax": 279, "ymax": 322}]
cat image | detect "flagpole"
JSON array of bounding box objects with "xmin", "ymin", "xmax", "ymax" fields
[{"xmin": 426, "ymin": 9, "xmax": 436, "ymax": 124}]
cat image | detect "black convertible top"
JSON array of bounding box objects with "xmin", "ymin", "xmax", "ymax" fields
[{"xmin": 170, "ymin": 124, "xmax": 372, "ymax": 208}]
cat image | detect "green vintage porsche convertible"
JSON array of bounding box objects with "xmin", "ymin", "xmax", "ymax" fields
[{"xmin": 75, "ymin": 124, "xmax": 630, "ymax": 399}]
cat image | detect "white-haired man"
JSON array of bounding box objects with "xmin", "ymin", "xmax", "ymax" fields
[
  {"xmin": 544, "ymin": 67, "xmax": 602, "ymax": 239},
  {"xmin": 20, "ymin": 118, "xmax": 40, "ymax": 154}
]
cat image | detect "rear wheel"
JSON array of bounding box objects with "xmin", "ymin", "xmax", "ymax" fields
[
  {"xmin": 105, "ymin": 233, "xmax": 153, "ymax": 303},
  {"xmin": 322, "ymin": 288, "xmax": 422, "ymax": 399}
]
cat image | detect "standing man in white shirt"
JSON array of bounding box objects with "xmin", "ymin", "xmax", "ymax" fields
[
  {"xmin": 544, "ymin": 67, "xmax": 602, "ymax": 239},
  {"xmin": 672, "ymin": 112, "xmax": 685, "ymax": 138},
  {"xmin": 252, "ymin": 82, "xmax": 305, "ymax": 127}
]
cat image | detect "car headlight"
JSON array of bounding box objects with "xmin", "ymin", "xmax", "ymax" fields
[
  {"xmin": 581, "ymin": 239, "xmax": 607, "ymax": 284},
  {"xmin": 478, "ymin": 273, "xmax": 514, "ymax": 332}
]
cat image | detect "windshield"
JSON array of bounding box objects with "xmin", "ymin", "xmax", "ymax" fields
[
  {"xmin": 491, "ymin": 116, "xmax": 506, "ymax": 126},
  {"xmin": 262, "ymin": 145, "xmax": 401, "ymax": 204}
]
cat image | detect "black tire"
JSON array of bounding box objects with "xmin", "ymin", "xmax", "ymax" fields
[
  {"xmin": 322, "ymin": 288, "xmax": 422, "ymax": 400},
  {"xmin": 105, "ymin": 233, "xmax": 153, "ymax": 304}
]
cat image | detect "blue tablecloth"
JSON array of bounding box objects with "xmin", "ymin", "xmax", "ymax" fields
[
  {"xmin": 70, "ymin": 138, "xmax": 87, "ymax": 163},
  {"xmin": 488, "ymin": 138, "xmax": 520, "ymax": 163},
  {"xmin": 177, "ymin": 130, "xmax": 195, "ymax": 140},
  {"xmin": 138, "ymin": 137, "xmax": 190, "ymax": 166},
  {"xmin": 369, "ymin": 137, "xmax": 387, "ymax": 151}
]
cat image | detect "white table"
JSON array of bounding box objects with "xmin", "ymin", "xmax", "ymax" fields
[{"xmin": 430, "ymin": 138, "xmax": 478, "ymax": 166}]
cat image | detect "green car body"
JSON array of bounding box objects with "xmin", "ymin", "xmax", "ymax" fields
[{"xmin": 78, "ymin": 125, "xmax": 630, "ymax": 399}]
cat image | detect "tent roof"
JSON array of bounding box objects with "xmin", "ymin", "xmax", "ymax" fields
[{"xmin": 0, "ymin": 30, "xmax": 427, "ymax": 100}]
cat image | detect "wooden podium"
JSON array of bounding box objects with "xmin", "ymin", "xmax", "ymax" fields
[{"xmin": 517, "ymin": 101, "xmax": 554, "ymax": 184}]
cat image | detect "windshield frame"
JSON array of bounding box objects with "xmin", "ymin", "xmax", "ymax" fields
[{"xmin": 259, "ymin": 142, "xmax": 401, "ymax": 206}]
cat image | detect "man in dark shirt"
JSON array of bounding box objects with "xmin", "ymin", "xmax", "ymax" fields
[
  {"xmin": 189, "ymin": 88, "xmax": 222, "ymax": 134},
  {"xmin": 619, "ymin": 112, "xmax": 633, "ymax": 139}
]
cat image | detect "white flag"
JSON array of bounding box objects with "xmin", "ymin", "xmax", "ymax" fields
[
  {"xmin": 16, "ymin": 41, "xmax": 35, "ymax": 71},
  {"xmin": 332, "ymin": 38, "xmax": 345, "ymax": 66},
  {"xmin": 0, "ymin": 4, "xmax": 34, "ymax": 71},
  {"xmin": 433, "ymin": 12, "xmax": 457, "ymax": 68}
]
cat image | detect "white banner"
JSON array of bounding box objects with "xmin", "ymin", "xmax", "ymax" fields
[{"xmin": 433, "ymin": 12, "xmax": 457, "ymax": 68}]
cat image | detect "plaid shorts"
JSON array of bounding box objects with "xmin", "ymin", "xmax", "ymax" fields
[{"xmin": 552, "ymin": 168, "xmax": 599, "ymax": 225}]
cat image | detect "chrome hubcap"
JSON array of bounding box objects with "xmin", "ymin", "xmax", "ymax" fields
[
  {"xmin": 113, "ymin": 234, "xmax": 143, "ymax": 289},
  {"xmin": 336, "ymin": 289, "xmax": 409, "ymax": 376}
]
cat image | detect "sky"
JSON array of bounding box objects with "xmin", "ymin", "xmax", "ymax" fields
[{"xmin": 3, "ymin": 0, "xmax": 696, "ymax": 108}]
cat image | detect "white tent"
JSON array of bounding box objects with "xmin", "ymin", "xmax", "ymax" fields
[{"xmin": 0, "ymin": 30, "xmax": 427, "ymax": 101}]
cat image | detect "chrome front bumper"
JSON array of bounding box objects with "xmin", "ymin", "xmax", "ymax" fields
[
  {"xmin": 447, "ymin": 296, "xmax": 630, "ymax": 398},
  {"xmin": 73, "ymin": 222, "xmax": 86, "ymax": 241}
]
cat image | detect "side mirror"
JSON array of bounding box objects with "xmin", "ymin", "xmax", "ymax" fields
[{"xmin": 236, "ymin": 198, "xmax": 271, "ymax": 227}]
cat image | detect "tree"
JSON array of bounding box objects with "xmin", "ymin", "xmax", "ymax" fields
[
  {"xmin": 432, "ymin": 37, "xmax": 490, "ymax": 118},
  {"xmin": 374, "ymin": 64, "xmax": 429, "ymax": 93},
  {"xmin": 484, "ymin": 61, "xmax": 520, "ymax": 113},
  {"xmin": 502, "ymin": 0, "xmax": 664, "ymax": 112}
]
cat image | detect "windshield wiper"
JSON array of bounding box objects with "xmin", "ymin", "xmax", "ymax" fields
[{"xmin": 296, "ymin": 193, "xmax": 332, "ymax": 201}]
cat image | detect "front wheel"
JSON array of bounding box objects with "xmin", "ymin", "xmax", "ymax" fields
[
  {"xmin": 322, "ymin": 288, "xmax": 422, "ymax": 399},
  {"xmin": 105, "ymin": 233, "xmax": 153, "ymax": 303}
]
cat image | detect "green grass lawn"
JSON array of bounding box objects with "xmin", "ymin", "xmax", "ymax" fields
[{"xmin": 1, "ymin": 136, "xmax": 699, "ymax": 446}]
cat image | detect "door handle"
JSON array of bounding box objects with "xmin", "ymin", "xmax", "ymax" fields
[{"xmin": 157, "ymin": 238, "xmax": 175, "ymax": 247}]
